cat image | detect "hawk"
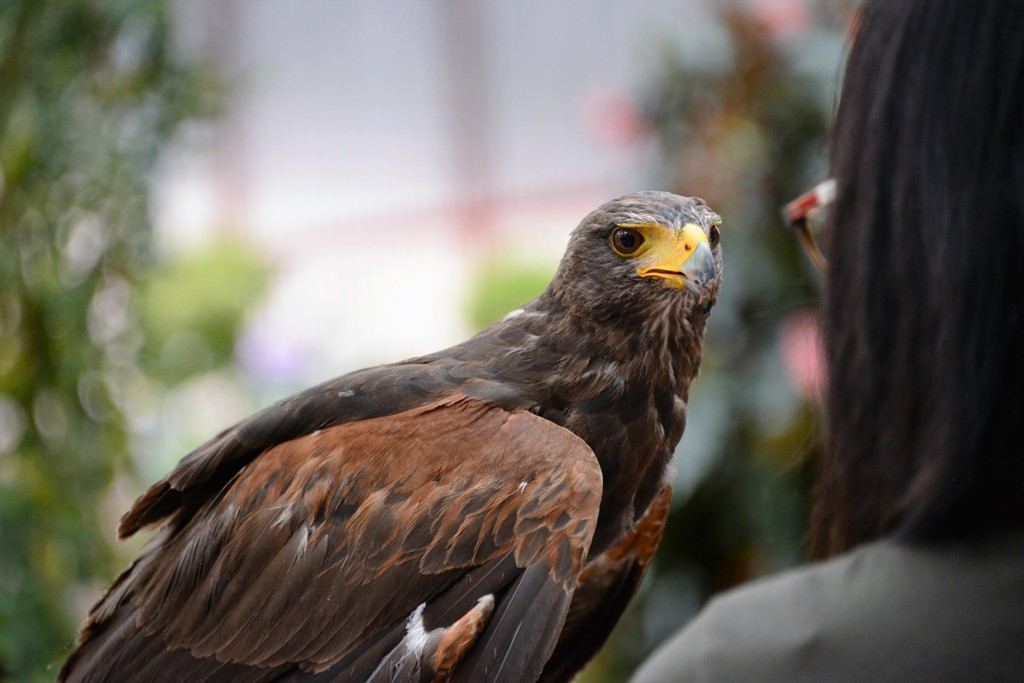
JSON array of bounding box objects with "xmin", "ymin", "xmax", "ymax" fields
[{"xmin": 60, "ymin": 191, "xmax": 722, "ymax": 683}]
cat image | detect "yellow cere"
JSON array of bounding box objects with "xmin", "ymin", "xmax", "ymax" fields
[{"xmin": 616, "ymin": 222, "xmax": 710, "ymax": 289}]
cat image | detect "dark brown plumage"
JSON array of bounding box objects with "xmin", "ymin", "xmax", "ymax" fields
[{"xmin": 60, "ymin": 191, "xmax": 723, "ymax": 683}]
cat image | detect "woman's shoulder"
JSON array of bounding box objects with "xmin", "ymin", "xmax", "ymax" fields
[{"xmin": 631, "ymin": 532, "xmax": 1024, "ymax": 683}]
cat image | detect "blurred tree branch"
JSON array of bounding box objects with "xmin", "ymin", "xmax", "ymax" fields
[
  {"xmin": 0, "ymin": 1, "xmax": 227, "ymax": 679},
  {"xmin": 0, "ymin": 1, "xmax": 38, "ymax": 147}
]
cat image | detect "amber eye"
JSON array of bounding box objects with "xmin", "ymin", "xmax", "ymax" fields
[
  {"xmin": 709, "ymin": 224, "xmax": 720, "ymax": 247},
  {"xmin": 611, "ymin": 228, "xmax": 644, "ymax": 255}
]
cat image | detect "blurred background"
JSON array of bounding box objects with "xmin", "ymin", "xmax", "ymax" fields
[{"xmin": 0, "ymin": 0, "xmax": 850, "ymax": 680}]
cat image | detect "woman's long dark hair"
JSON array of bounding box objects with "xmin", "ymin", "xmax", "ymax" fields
[{"xmin": 812, "ymin": 0, "xmax": 1024, "ymax": 557}]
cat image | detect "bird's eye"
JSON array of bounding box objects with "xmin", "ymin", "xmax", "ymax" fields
[
  {"xmin": 708, "ymin": 224, "xmax": 720, "ymax": 248},
  {"xmin": 611, "ymin": 228, "xmax": 645, "ymax": 256}
]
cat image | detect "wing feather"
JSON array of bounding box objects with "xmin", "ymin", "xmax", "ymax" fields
[
  {"xmin": 539, "ymin": 481, "xmax": 673, "ymax": 683},
  {"xmin": 451, "ymin": 562, "xmax": 571, "ymax": 683},
  {"xmin": 61, "ymin": 395, "xmax": 601, "ymax": 682}
]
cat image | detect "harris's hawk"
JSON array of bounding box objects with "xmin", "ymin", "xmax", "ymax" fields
[{"xmin": 59, "ymin": 191, "xmax": 723, "ymax": 683}]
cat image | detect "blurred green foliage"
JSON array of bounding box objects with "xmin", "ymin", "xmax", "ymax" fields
[
  {"xmin": 0, "ymin": 1, "xmax": 259, "ymax": 680},
  {"xmin": 465, "ymin": 254, "xmax": 556, "ymax": 331},
  {"xmin": 140, "ymin": 242, "xmax": 269, "ymax": 384}
]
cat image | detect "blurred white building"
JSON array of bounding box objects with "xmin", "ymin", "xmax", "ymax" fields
[{"xmin": 153, "ymin": 0, "xmax": 710, "ymax": 386}]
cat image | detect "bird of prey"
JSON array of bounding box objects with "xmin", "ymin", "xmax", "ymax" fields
[{"xmin": 59, "ymin": 191, "xmax": 722, "ymax": 683}]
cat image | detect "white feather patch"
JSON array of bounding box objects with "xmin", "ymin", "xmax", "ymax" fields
[
  {"xmin": 271, "ymin": 506, "xmax": 291, "ymax": 529},
  {"xmin": 404, "ymin": 602, "xmax": 429, "ymax": 655}
]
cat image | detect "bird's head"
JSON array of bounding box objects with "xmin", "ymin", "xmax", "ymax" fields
[{"xmin": 548, "ymin": 191, "xmax": 723, "ymax": 323}]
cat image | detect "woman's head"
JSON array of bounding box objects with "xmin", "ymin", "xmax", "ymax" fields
[{"xmin": 814, "ymin": 0, "xmax": 1024, "ymax": 556}]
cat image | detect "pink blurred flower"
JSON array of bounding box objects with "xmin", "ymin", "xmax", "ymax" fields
[
  {"xmin": 750, "ymin": 0, "xmax": 810, "ymax": 36},
  {"xmin": 781, "ymin": 310, "xmax": 825, "ymax": 401},
  {"xmin": 580, "ymin": 87, "xmax": 649, "ymax": 148}
]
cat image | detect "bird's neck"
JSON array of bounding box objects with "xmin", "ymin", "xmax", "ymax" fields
[
  {"xmin": 525, "ymin": 289, "xmax": 706, "ymax": 393},
  {"xmin": 495, "ymin": 294, "xmax": 706, "ymax": 552}
]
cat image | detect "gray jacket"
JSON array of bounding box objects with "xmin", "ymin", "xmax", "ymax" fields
[{"xmin": 632, "ymin": 532, "xmax": 1024, "ymax": 682}]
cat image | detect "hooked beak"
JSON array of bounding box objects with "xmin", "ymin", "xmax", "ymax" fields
[
  {"xmin": 680, "ymin": 240, "xmax": 715, "ymax": 295},
  {"xmin": 637, "ymin": 222, "xmax": 717, "ymax": 297}
]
